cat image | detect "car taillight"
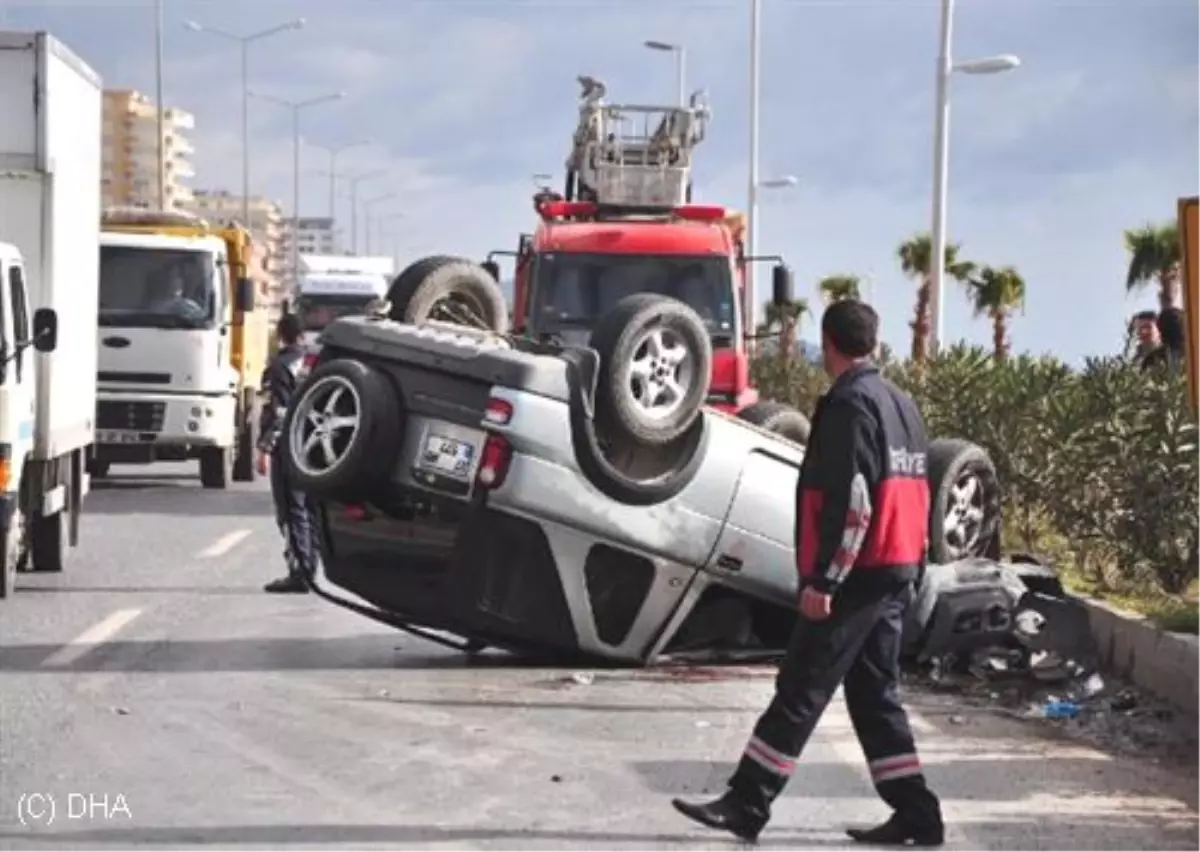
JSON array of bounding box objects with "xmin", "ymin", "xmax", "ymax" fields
[
  {"xmin": 342, "ymin": 503, "xmax": 368, "ymax": 520},
  {"xmin": 484, "ymin": 397, "xmax": 513, "ymax": 425},
  {"xmin": 475, "ymin": 435, "xmax": 512, "ymax": 490}
]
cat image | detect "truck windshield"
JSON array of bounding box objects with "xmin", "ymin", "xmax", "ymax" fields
[
  {"xmin": 99, "ymin": 246, "xmax": 216, "ymax": 330},
  {"xmin": 532, "ymin": 252, "xmax": 736, "ymax": 342},
  {"xmin": 296, "ymin": 294, "xmax": 379, "ymax": 332}
]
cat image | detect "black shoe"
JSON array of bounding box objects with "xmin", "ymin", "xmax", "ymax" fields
[
  {"xmin": 264, "ymin": 575, "xmax": 308, "ymax": 594},
  {"xmin": 846, "ymin": 813, "xmax": 944, "ymax": 847},
  {"xmin": 672, "ymin": 792, "xmax": 766, "ymax": 843}
]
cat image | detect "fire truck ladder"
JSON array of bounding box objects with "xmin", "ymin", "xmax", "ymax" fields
[{"xmin": 564, "ymin": 75, "xmax": 711, "ymax": 209}]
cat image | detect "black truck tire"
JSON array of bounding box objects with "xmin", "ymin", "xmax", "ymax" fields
[
  {"xmin": 199, "ymin": 446, "xmax": 231, "ymax": 489},
  {"xmin": 737, "ymin": 401, "xmax": 811, "ymax": 445},
  {"xmin": 232, "ymin": 393, "xmax": 257, "ymax": 483},
  {"xmin": 927, "ymin": 438, "xmax": 1002, "ymax": 564},
  {"xmin": 589, "ymin": 294, "xmax": 712, "ymax": 448},
  {"xmin": 29, "ymin": 509, "xmax": 67, "ymax": 574},
  {"xmin": 387, "ymin": 256, "xmax": 509, "ymax": 333},
  {"xmin": 283, "ymin": 358, "xmax": 404, "ymax": 497}
]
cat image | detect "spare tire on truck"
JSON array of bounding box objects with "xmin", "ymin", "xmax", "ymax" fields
[
  {"xmin": 926, "ymin": 438, "xmax": 1002, "ymax": 564},
  {"xmin": 737, "ymin": 400, "xmax": 811, "ymax": 445},
  {"xmin": 387, "ymin": 255, "xmax": 509, "ymax": 333},
  {"xmin": 589, "ymin": 294, "xmax": 712, "ymax": 447},
  {"xmin": 283, "ymin": 358, "xmax": 404, "ymax": 498}
]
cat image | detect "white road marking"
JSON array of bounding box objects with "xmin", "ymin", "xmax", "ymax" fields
[
  {"xmin": 198, "ymin": 529, "xmax": 252, "ymax": 559},
  {"xmin": 41, "ymin": 608, "xmax": 142, "ymax": 668}
]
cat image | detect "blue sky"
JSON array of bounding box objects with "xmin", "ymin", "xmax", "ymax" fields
[{"xmin": 5, "ymin": 0, "xmax": 1197, "ymax": 363}]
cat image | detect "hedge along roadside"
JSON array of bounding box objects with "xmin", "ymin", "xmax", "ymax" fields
[{"xmin": 750, "ymin": 345, "xmax": 1199, "ymax": 597}]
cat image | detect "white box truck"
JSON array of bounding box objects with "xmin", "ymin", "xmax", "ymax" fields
[{"xmin": 0, "ymin": 31, "xmax": 101, "ymax": 598}]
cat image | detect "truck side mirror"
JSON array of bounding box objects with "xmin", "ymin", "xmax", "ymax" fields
[
  {"xmin": 481, "ymin": 260, "xmax": 501, "ymax": 280},
  {"xmin": 33, "ymin": 308, "xmax": 58, "ymax": 353},
  {"xmin": 235, "ymin": 276, "xmax": 255, "ymax": 312},
  {"xmin": 772, "ymin": 264, "xmax": 794, "ymax": 306}
]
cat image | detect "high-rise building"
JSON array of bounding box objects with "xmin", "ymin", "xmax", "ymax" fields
[
  {"xmin": 101, "ymin": 89, "xmax": 196, "ymax": 210},
  {"xmin": 183, "ymin": 190, "xmax": 287, "ymax": 315}
]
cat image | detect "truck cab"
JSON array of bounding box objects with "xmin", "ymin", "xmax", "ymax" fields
[
  {"xmin": 490, "ymin": 81, "xmax": 796, "ymax": 419},
  {"xmin": 95, "ymin": 208, "xmax": 264, "ymax": 488}
]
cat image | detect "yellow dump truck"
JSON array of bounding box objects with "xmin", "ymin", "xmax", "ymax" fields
[{"xmin": 95, "ymin": 207, "xmax": 270, "ymax": 486}]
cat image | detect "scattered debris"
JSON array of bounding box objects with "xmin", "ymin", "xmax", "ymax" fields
[
  {"xmin": 568, "ymin": 672, "xmax": 594, "ymax": 686},
  {"xmin": 695, "ymin": 720, "xmax": 712, "ymax": 729},
  {"xmin": 111, "ymin": 707, "xmax": 130, "ymax": 716},
  {"xmin": 1041, "ymin": 699, "xmax": 1081, "ymax": 719},
  {"xmin": 948, "ymin": 715, "xmax": 966, "ymax": 725},
  {"xmin": 550, "ymin": 774, "xmax": 563, "ymax": 783}
]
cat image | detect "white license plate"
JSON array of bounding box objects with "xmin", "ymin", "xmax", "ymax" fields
[
  {"xmin": 419, "ymin": 433, "xmax": 475, "ymax": 478},
  {"xmin": 96, "ymin": 430, "xmax": 144, "ymax": 444}
]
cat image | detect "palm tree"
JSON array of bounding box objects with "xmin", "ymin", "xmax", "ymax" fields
[
  {"xmin": 969, "ymin": 265, "xmax": 1026, "ymax": 361},
  {"xmin": 897, "ymin": 233, "xmax": 976, "ymax": 362},
  {"xmin": 758, "ymin": 298, "xmax": 809, "ymax": 360},
  {"xmin": 1124, "ymin": 222, "xmax": 1181, "ymax": 310},
  {"xmin": 818, "ymin": 274, "xmax": 862, "ymax": 304}
]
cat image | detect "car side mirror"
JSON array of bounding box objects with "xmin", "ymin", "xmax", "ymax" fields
[
  {"xmin": 235, "ymin": 276, "xmax": 255, "ymax": 312},
  {"xmin": 772, "ymin": 264, "xmax": 794, "ymax": 306},
  {"xmin": 481, "ymin": 260, "xmax": 501, "ymax": 280},
  {"xmin": 33, "ymin": 308, "xmax": 58, "ymax": 353}
]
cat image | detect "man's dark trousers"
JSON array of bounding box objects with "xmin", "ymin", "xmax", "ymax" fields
[
  {"xmin": 727, "ymin": 580, "xmax": 941, "ymax": 829},
  {"xmin": 268, "ymin": 446, "xmax": 317, "ymax": 578}
]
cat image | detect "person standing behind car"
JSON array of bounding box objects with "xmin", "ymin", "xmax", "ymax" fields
[
  {"xmin": 671, "ymin": 299, "xmax": 944, "ymax": 847},
  {"xmin": 257, "ymin": 314, "xmax": 316, "ymax": 594}
]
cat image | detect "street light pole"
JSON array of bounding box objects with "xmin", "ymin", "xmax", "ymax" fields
[
  {"xmin": 361, "ymin": 193, "xmax": 396, "ymax": 254},
  {"xmin": 644, "ymin": 40, "xmax": 686, "ymax": 106},
  {"xmin": 250, "ymin": 90, "xmax": 344, "ymax": 287},
  {"xmin": 342, "ymin": 170, "xmax": 385, "ymax": 253},
  {"xmin": 306, "ymin": 139, "xmax": 371, "ymax": 220},
  {"xmin": 746, "ymin": 0, "xmax": 762, "ymax": 331},
  {"xmin": 373, "ymin": 213, "xmax": 405, "ymax": 262},
  {"xmin": 154, "ymin": 0, "xmax": 165, "ymax": 209},
  {"xmin": 183, "ymin": 17, "xmax": 306, "ymax": 227},
  {"xmin": 927, "ymin": 0, "xmax": 1020, "ymax": 355}
]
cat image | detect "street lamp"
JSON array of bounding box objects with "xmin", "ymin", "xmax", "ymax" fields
[
  {"xmin": 746, "ymin": 0, "xmax": 763, "ymax": 335},
  {"xmin": 341, "ymin": 170, "xmax": 386, "ymax": 253},
  {"xmin": 250, "ymin": 90, "xmax": 345, "ymax": 285},
  {"xmin": 373, "ymin": 212, "xmax": 405, "ymax": 264},
  {"xmin": 644, "ymin": 40, "xmax": 686, "ymax": 106},
  {"xmin": 361, "ymin": 192, "xmax": 396, "ymax": 254},
  {"xmin": 183, "ymin": 16, "xmax": 306, "ymax": 228},
  {"xmin": 306, "ymin": 138, "xmax": 371, "ymax": 220},
  {"xmin": 759, "ymin": 175, "xmax": 798, "ymax": 190},
  {"xmin": 154, "ymin": 0, "xmax": 164, "ymax": 208},
  {"xmin": 745, "ymin": 175, "xmax": 797, "ymax": 340},
  {"xmin": 928, "ymin": 0, "xmax": 1019, "ymax": 355}
]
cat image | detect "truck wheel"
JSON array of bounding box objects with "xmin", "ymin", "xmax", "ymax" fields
[
  {"xmin": 387, "ymin": 256, "xmax": 509, "ymax": 333},
  {"xmin": 232, "ymin": 401, "xmax": 256, "ymax": 483},
  {"xmin": 589, "ymin": 294, "xmax": 712, "ymax": 447},
  {"xmin": 0, "ymin": 508, "xmax": 22, "ymax": 598},
  {"xmin": 87, "ymin": 460, "xmax": 110, "ymax": 478},
  {"xmin": 29, "ymin": 510, "xmax": 67, "ymax": 574},
  {"xmin": 284, "ymin": 358, "xmax": 403, "ymax": 497},
  {"xmin": 927, "ymin": 438, "xmax": 1002, "ymax": 564},
  {"xmin": 737, "ymin": 401, "xmax": 811, "ymax": 445},
  {"xmin": 200, "ymin": 446, "xmax": 231, "ymax": 489}
]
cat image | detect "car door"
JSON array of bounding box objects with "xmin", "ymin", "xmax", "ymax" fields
[{"xmin": 706, "ymin": 448, "xmax": 803, "ymax": 603}]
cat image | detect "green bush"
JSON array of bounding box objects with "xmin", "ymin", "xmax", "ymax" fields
[{"xmin": 751, "ymin": 346, "xmax": 1199, "ymax": 596}]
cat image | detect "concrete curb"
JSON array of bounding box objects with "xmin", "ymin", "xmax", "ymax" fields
[{"xmin": 1079, "ymin": 595, "xmax": 1199, "ymax": 716}]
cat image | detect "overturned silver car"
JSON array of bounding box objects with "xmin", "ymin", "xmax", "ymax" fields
[{"xmin": 282, "ymin": 267, "xmax": 1084, "ymax": 669}]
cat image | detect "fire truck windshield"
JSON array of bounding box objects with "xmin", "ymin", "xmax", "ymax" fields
[{"xmin": 532, "ymin": 252, "xmax": 736, "ymax": 341}]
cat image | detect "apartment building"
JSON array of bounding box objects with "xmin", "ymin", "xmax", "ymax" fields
[
  {"xmin": 184, "ymin": 190, "xmax": 287, "ymax": 315},
  {"xmin": 102, "ymin": 89, "xmax": 196, "ymax": 210}
]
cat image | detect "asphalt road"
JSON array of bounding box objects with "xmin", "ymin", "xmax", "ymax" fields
[{"xmin": 0, "ymin": 463, "xmax": 1196, "ymax": 850}]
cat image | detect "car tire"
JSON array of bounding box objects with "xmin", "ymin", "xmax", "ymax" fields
[
  {"xmin": 927, "ymin": 438, "xmax": 1002, "ymax": 564},
  {"xmin": 736, "ymin": 401, "xmax": 811, "ymax": 445},
  {"xmin": 284, "ymin": 358, "xmax": 404, "ymax": 498},
  {"xmin": 387, "ymin": 256, "xmax": 509, "ymax": 333},
  {"xmin": 589, "ymin": 294, "xmax": 712, "ymax": 448}
]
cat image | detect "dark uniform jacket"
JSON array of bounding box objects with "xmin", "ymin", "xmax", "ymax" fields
[
  {"xmin": 256, "ymin": 343, "xmax": 306, "ymax": 456},
  {"xmin": 794, "ymin": 362, "xmax": 930, "ymax": 595}
]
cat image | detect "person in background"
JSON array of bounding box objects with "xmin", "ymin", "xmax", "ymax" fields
[
  {"xmin": 1132, "ymin": 310, "xmax": 1166, "ymax": 370},
  {"xmin": 257, "ymin": 314, "xmax": 315, "ymax": 594},
  {"xmin": 671, "ymin": 300, "xmax": 944, "ymax": 847}
]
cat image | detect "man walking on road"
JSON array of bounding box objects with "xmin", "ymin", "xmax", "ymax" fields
[
  {"xmin": 671, "ymin": 300, "xmax": 945, "ymax": 846},
  {"xmin": 257, "ymin": 314, "xmax": 316, "ymax": 595}
]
